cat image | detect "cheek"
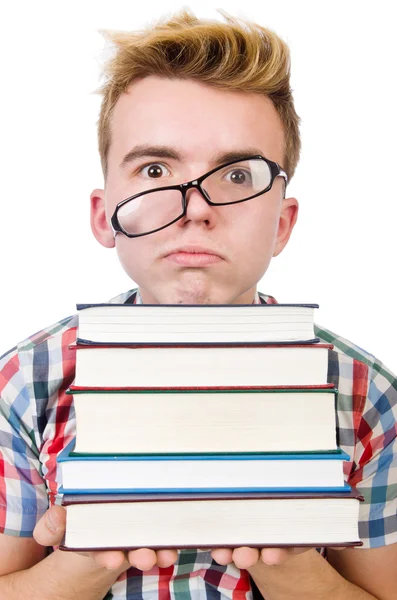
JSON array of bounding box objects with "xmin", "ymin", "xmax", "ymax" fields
[
  {"xmin": 227, "ymin": 202, "xmax": 280, "ymax": 244},
  {"xmin": 116, "ymin": 237, "xmax": 149, "ymax": 272}
]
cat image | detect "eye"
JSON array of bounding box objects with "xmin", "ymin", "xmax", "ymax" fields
[
  {"xmin": 224, "ymin": 168, "xmax": 252, "ymax": 185},
  {"xmin": 139, "ymin": 163, "xmax": 171, "ymax": 179}
]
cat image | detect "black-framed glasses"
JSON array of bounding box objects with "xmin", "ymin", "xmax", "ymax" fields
[{"xmin": 111, "ymin": 155, "xmax": 288, "ymax": 238}]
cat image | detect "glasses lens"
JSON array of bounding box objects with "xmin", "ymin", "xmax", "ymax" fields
[
  {"xmin": 202, "ymin": 159, "xmax": 272, "ymax": 204},
  {"xmin": 117, "ymin": 189, "xmax": 183, "ymax": 236}
]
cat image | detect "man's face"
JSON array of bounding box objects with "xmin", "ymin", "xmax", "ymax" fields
[{"xmin": 91, "ymin": 76, "xmax": 298, "ymax": 304}]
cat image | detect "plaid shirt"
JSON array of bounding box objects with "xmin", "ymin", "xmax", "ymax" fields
[{"xmin": 1, "ymin": 288, "xmax": 396, "ymax": 600}]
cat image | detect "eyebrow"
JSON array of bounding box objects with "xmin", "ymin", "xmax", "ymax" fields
[
  {"xmin": 120, "ymin": 145, "xmax": 180, "ymax": 168},
  {"xmin": 119, "ymin": 145, "xmax": 265, "ymax": 169}
]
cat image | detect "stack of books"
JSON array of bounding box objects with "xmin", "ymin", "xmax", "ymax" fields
[{"xmin": 58, "ymin": 302, "xmax": 363, "ymax": 551}]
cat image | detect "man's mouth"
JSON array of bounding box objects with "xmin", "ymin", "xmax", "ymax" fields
[{"xmin": 165, "ymin": 245, "xmax": 223, "ymax": 267}]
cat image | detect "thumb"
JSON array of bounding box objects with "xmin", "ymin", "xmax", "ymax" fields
[{"xmin": 33, "ymin": 505, "xmax": 66, "ymax": 547}]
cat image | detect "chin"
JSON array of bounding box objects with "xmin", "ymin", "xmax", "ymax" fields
[
  {"xmin": 164, "ymin": 290, "xmax": 223, "ymax": 305},
  {"xmin": 140, "ymin": 281, "xmax": 230, "ymax": 305},
  {"xmin": 138, "ymin": 271, "xmax": 255, "ymax": 305}
]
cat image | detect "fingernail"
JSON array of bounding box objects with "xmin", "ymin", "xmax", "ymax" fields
[{"xmin": 46, "ymin": 509, "xmax": 59, "ymax": 532}]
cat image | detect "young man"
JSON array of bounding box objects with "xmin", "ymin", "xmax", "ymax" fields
[{"xmin": 0, "ymin": 10, "xmax": 396, "ymax": 600}]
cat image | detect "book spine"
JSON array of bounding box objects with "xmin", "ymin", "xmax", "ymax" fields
[
  {"xmin": 67, "ymin": 385, "xmax": 337, "ymax": 394},
  {"xmin": 69, "ymin": 342, "xmax": 335, "ymax": 350},
  {"xmin": 59, "ymin": 485, "xmax": 352, "ymax": 494},
  {"xmin": 61, "ymin": 489, "xmax": 365, "ymax": 504},
  {"xmin": 59, "ymin": 540, "xmax": 363, "ymax": 552},
  {"xmin": 76, "ymin": 338, "xmax": 322, "ymax": 347}
]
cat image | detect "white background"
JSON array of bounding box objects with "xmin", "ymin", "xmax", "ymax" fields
[{"xmin": 0, "ymin": 1, "xmax": 396, "ymax": 371}]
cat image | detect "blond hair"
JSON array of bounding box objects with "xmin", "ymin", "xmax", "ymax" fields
[{"xmin": 97, "ymin": 10, "xmax": 301, "ymax": 181}]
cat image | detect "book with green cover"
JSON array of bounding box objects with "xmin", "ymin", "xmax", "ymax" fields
[{"xmin": 67, "ymin": 386, "xmax": 338, "ymax": 455}]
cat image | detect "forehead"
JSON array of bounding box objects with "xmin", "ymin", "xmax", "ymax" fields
[{"xmin": 108, "ymin": 76, "xmax": 285, "ymax": 167}]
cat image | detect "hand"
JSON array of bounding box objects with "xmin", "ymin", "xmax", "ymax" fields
[
  {"xmin": 33, "ymin": 505, "xmax": 179, "ymax": 571},
  {"xmin": 211, "ymin": 546, "xmax": 317, "ymax": 568}
]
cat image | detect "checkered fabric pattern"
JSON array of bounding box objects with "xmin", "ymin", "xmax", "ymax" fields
[{"xmin": 1, "ymin": 288, "xmax": 396, "ymax": 600}]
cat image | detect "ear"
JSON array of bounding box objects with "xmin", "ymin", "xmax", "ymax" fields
[
  {"xmin": 90, "ymin": 189, "xmax": 115, "ymax": 249},
  {"xmin": 273, "ymin": 197, "xmax": 299, "ymax": 257}
]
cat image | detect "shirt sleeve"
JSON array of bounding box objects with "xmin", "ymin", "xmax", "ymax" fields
[
  {"xmin": 0, "ymin": 347, "xmax": 49, "ymax": 536},
  {"xmin": 348, "ymin": 358, "xmax": 397, "ymax": 548}
]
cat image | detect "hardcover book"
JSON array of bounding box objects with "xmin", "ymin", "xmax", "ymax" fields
[
  {"xmin": 76, "ymin": 302, "xmax": 320, "ymax": 344},
  {"xmin": 60, "ymin": 489, "xmax": 364, "ymax": 551},
  {"xmin": 67, "ymin": 386, "xmax": 339, "ymax": 454},
  {"xmin": 71, "ymin": 343, "xmax": 333, "ymax": 388},
  {"xmin": 57, "ymin": 438, "xmax": 350, "ymax": 493}
]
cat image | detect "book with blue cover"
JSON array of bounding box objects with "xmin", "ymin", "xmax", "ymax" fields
[{"xmin": 57, "ymin": 438, "xmax": 351, "ymax": 494}]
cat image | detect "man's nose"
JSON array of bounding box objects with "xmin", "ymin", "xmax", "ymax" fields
[
  {"xmin": 180, "ymin": 186, "xmax": 214, "ymax": 225},
  {"xmin": 185, "ymin": 185, "xmax": 212, "ymax": 209}
]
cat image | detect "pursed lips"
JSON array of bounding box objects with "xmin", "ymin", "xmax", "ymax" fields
[{"xmin": 164, "ymin": 245, "xmax": 224, "ymax": 266}]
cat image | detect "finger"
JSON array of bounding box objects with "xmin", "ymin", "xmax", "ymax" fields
[
  {"xmin": 127, "ymin": 548, "xmax": 157, "ymax": 571},
  {"xmin": 155, "ymin": 549, "xmax": 179, "ymax": 568},
  {"xmin": 232, "ymin": 547, "xmax": 260, "ymax": 569},
  {"xmin": 91, "ymin": 550, "xmax": 130, "ymax": 571},
  {"xmin": 33, "ymin": 505, "xmax": 66, "ymax": 547},
  {"xmin": 260, "ymin": 547, "xmax": 293, "ymax": 565},
  {"xmin": 211, "ymin": 548, "xmax": 233, "ymax": 565}
]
